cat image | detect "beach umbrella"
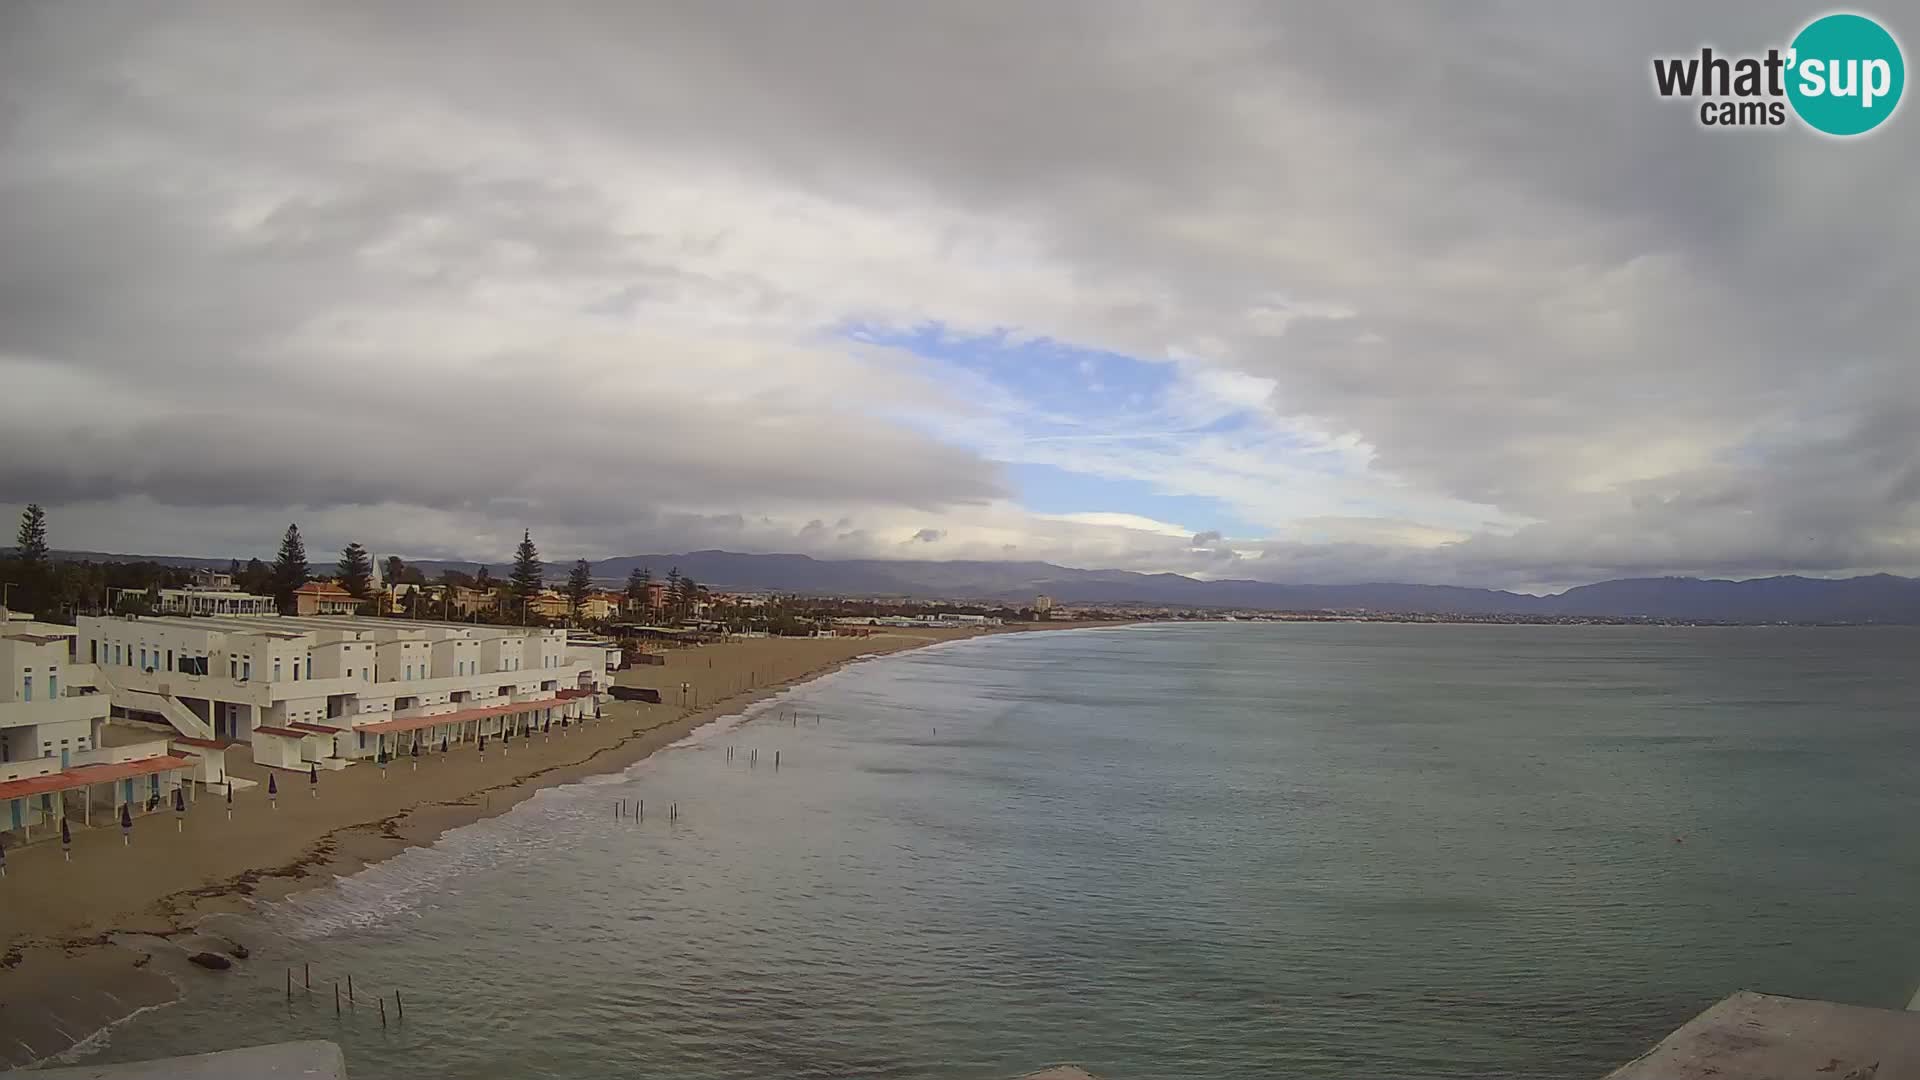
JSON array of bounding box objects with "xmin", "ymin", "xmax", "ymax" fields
[
  {"xmin": 61, "ymin": 817, "xmax": 72, "ymax": 861},
  {"xmin": 440, "ymin": 736, "xmax": 449, "ymax": 755},
  {"xmin": 174, "ymin": 786, "xmax": 186, "ymax": 832},
  {"xmin": 502, "ymin": 727, "xmax": 511, "ymax": 756},
  {"xmin": 268, "ymin": 773, "xmax": 278, "ymax": 809},
  {"xmin": 478, "ymin": 734, "xmax": 486, "ymax": 759},
  {"xmin": 411, "ymin": 739, "xmax": 420, "ymax": 771},
  {"xmin": 310, "ymin": 763, "xmax": 319, "ymax": 796},
  {"xmin": 378, "ymin": 748, "xmax": 389, "ymax": 779},
  {"xmin": 1, "ymin": 835, "xmax": 8, "ymax": 878},
  {"xmin": 120, "ymin": 802, "xmax": 132, "ymax": 846},
  {"xmin": 542, "ymin": 717, "xmax": 550, "ymax": 741},
  {"xmin": 226, "ymin": 779, "xmax": 233, "ymax": 820}
]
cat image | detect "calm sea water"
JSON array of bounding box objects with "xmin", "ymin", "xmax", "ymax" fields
[{"xmin": 77, "ymin": 623, "xmax": 1920, "ymax": 1079}]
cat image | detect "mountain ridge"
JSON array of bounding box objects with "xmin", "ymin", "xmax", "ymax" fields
[{"xmin": 25, "ymin": 547, "xmax": 1918, "ymax": 623}]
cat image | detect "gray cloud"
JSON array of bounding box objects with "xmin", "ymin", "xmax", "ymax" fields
[{"xmin": 1, "ymin": 1, "xmax": 1914, "ymax": 585}]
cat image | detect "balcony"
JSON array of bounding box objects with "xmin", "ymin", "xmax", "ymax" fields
[{"xmin": 0, "ymin": 694, "xmax": 111, "ymax": 730}]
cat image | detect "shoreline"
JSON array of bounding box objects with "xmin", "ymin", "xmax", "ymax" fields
[{"xmin": 0, "ymin": 620, "xmax": 1129, "ymax": 1068}]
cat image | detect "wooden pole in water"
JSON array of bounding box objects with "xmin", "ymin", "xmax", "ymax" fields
[
  {"xmin": 348, "ymin": 973, "xmax": 354, "ymax": 1007},
  {"xmin": 334, "ymin": 981, "xmax": 340, "ymax": 1016},
  {"xmin": 775, "ymin": 751, "xmax": 780, "ymax": 771},
  {"xmin": 395, "ymin": 990, "xmax": 404, "ymax": 1020},
  {"xmin": 638, "ymin": 799, "xmax": 644, "ymax": 820},
  {"xmin": 305, "ymin": 961, "xmax": 311, "ymax": 989},
  {"xmin": 286, "ymin": 968, "xmax": 292, "ymax": 1002},
  {"xmin": 379, "ymin": 996, "xmax": 387, "ymax": 1029}
]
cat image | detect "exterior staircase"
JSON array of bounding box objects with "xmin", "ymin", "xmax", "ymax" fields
[{"xmin": 92, "ymin": 667, "xmax": 216, "ymax": 741}]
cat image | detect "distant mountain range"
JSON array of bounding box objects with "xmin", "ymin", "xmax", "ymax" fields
[{"xmin": 28, "ymin": 547, "xmax": 1916, "ymax": 623}]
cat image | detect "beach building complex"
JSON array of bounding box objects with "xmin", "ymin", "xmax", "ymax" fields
[
  {"xmin": 73, "ymin": 613, "xmax": 617, "ymax": 772},
  {"xmin": 2, "ymin": 610, "xmax": 192, "ymax": 844}
]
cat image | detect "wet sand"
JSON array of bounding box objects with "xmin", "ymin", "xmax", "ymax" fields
[{"xmin": 0, "ymin": 622, "xmax": 1118, "ymax": 1067}]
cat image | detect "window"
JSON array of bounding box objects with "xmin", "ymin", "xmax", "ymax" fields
[
  {"xmin": 306, "ymin": 656, "xmax": 312, "ymax": 679},
  {"xmin": 22, "ymin": 676, "xmax": 31, "ymax": 702},
  {"xmin": 90, "ymin": 640, "xmax": 98, "ymax": 663},
  {"xmin": 49, "ymin": 674, "xmax": 58, "ymax": 698},
  {"xmin": 274, "ymin": 659, "xmax": 282, "ymax": 681},
  {"xmin": 230, "ymin": 657, "xmax": 238, "ymax": 679},
  {"xmin": 140, "ymin": 648, "xmax": 147, "ymax": 669},
  {"xmin": 243, "ymin": 659, "xmax": 251, "ymax": 680}
]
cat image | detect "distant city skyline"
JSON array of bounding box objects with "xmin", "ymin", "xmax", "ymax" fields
[{"xmin": 1, "ymin": 2, "xmax": 1913, "ymax": 593}]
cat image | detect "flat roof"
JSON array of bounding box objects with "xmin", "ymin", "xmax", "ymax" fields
[{"xmin": 353, "ymin": 695, "xmax": 562, "ymax": 737}]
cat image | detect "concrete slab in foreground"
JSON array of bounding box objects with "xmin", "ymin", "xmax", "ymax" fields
[
  {"xmin": 31, "ymin": 1041, "xmax": 346, "ymax": 1080},
  {"xmin": 1606, "ymin": 990, "xmax": 1920, "ymax": 1079}
]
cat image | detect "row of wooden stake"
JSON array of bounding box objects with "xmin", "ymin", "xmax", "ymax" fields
[{"xmin": 287, "ymin": 963, "xmax": 405, "ymax": 1029}]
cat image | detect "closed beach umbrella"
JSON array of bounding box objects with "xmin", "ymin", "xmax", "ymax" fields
[
  {"xmin": 226, "ymin": 779, "xmax": 233, "ymax": 820},
  {"xmin": 440, "ymin": 736, "xmax": 449, "ymax": 754},
  {"xmin": 479, "ymin": 734, "xmax": 486, "ymax": 758},
  {"xmin": 378, "ymin": 748, "xmax": 388, "ymax": 778},
  {"xmin": 502, "ymin": 727, "xmax": 511, "ymax": 755},
  {"xmin": 174, "ymin": 786, "xmax": 186, "ymax": 831},
  {"xmin": 61, "ymin": 816, "xmax": 72, "ymax": 860},
  {"xmin": 268, "ymin": 773, "xmax": 278, "ymax": 808},
  {"xmin": 1, "ymin": 835, "xmax": 8, "ymax": 878},
  {"xmin": 310, "ymin": 763, "xmax": 319, "ymax": 796},
  {"xmin": 411, "ymin": 739, "xmax": 420, "ymax": 771},
  {"xmin": 120, "ymin": 802, "xmax": 132, "ymax": 845}
]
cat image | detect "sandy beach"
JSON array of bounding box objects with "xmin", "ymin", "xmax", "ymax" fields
[{"xmin": 0, "ymin": 622, "xmax": 1119, "ymax": 1067}]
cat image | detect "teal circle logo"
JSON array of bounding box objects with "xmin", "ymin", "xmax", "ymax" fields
[{"xmin": 1787, "ymin": 13, "xmax": 1905, "ymax": 135}]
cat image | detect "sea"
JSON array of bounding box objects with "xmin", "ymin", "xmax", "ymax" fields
[{"xmin": 69, "ymin": 622, "xmax": 1920, "ymax": 1079}]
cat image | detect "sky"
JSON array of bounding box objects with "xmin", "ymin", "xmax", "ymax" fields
[{"xmin": 1, "ymin": 2, "xmax": 1915, "ymax": 592}]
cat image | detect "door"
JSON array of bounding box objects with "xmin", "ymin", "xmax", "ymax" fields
[
  {"xmin": 123, "ymin": 778, "xmax": 135, "ymax": 805},
  {"xmin": 9, "ymin": 799, "xmax": 20, "ymax": 831},
  {"xmin": 60, "ymin": 746, "xmax": 69, "ymax": 768}
]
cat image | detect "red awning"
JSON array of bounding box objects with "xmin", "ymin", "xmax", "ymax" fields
[
  {"xmin": 555, "ymin": 688, "xmax": 594, "ymax": 700},
  {"xmin": 0, "ymin": 754, "xmax": 193, "ymax": 802},
  {"xmin": 171, "ymin": 736, "xmax": 233, "ymax": 750},
  {"xmin": 353, "ymin": 696, "xmax": 559, "ymax": 737},
  {"xmin": 290, "ymin": 723, "xmax": 344, "ymax": 734},
  {"xmin": 253, "ymin": 726, "xmax": 311, "ymax": 739}
]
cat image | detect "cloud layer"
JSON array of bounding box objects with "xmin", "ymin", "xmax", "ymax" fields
[{"xmin": 2, "ymin": 2, "xmax": 1914, "ymax": 590}]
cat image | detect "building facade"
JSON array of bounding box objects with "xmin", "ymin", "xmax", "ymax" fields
[{"xmin": 74, "ymin": 613, "xmax": 616, "ymax": 770}]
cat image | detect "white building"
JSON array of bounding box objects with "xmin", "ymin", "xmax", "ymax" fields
[
  {"xmin": 3, "ymin": 612, "xmax": 189, "ymax": 844},
  {"xmin": 156, "ymin": 588, "xmax": 278, "ymax": 617},
  {"xmin": 74, "ymin": 613, "xmax": 618, "ymax": 771}
]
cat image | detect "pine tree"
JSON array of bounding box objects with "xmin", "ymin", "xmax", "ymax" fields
[
  {"xmin": 272, "ymin": 524, "xmax": 310, "ymax": 614},
  {"xmin": 15, "ymin": 504, "xmax": 49, "ymax": 564},
  {"xmin": 384, "ymin": 556, "xmax": 406, "ymax": 586},
  {"xmin": 474, "ymin": 565, "xmax": 494, "ymax": 590},
  {"xmin": 675, "ymin": 574, "xmax": 699, "ymax": 620},
  {"xmin": 566, "ymin": 559, "xmax": 594, "ymax": 617},
  {"xmin": 338, "ymin": 543, "xmax": 373, "ymax": 599},
  {"xmin": 664, "ymin": 567, "xmax": 682, "ymax": 618},
  {"xmin": 240, "ymin": 557, "xmax": 271, "ymax": 595},
  {"xmin": 625, "ymin": 566, "xmax": 651, "ymax": 614},
  {"xmin": 510, "ymin": 531, "xmax": 543, "ymax": 623}
]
